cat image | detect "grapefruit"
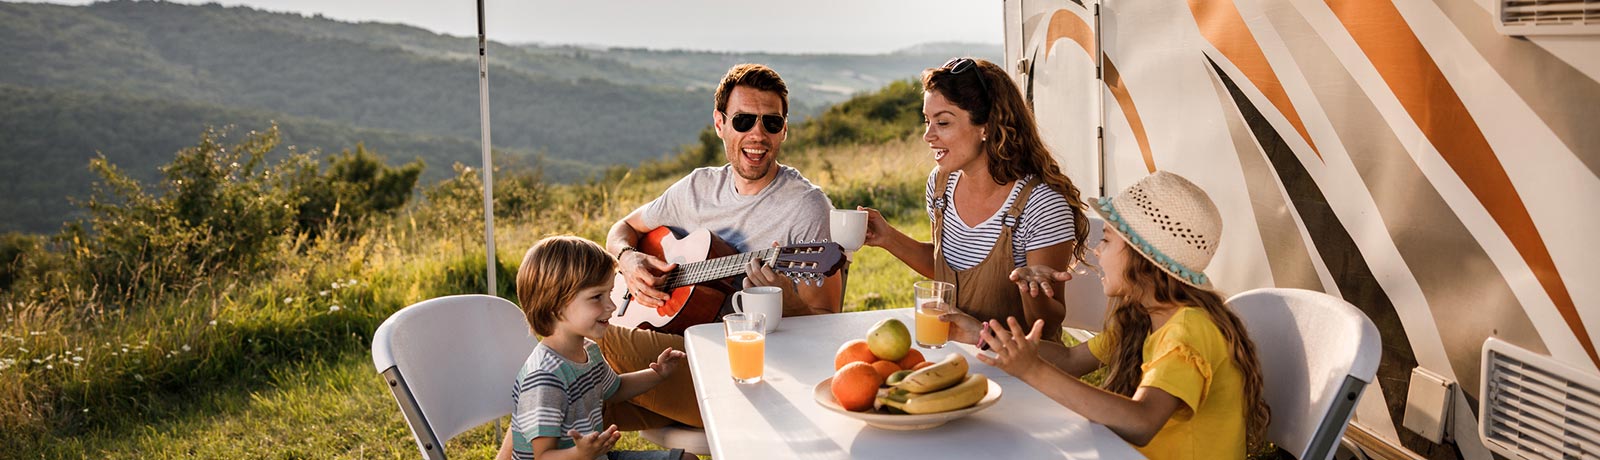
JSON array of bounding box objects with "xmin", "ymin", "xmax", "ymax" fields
[
  {"xmin": 869, "ymin": 360, "xmax": 901, "ymax": 380},
  {"xmin": 834, "ymin": 339, "xmax": 876, "ymax": 370},
  {"xmin": 895, "ymin": 348, "xmax": 925, "ymax": 370},
  {"xmin": 831, "ymin": 362, "xmax": 882, "ymax": 412}
]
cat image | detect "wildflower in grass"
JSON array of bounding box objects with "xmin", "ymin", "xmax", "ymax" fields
[
  {"xmin": 182, "ymin": 345, "xmax": 191, "ymax": 352},
  {"xmin": 329, "ymin": 305, "xmax": 342, "ymax": 312},
  {"xmin": 284, "ymin": 297, "xmax": 295, "ymax": 304},
  {"xmin": 18, "ymin": 347, "xmax": 27, "ymax": 353},
  {"xmin": 209, "ymin": 320, "xmax": 217, "ymax": 326},
  {"xmin": 319, "ymin": 290, "xmax": 329, "ymax": 296},
  {"xmin": 134, "ymin": 374, "xmax": 144, "ymax": 382},
  {"xmin": 46, "ymin": 364, "xmax": 52, "ymax": 370},
  {"xmin": 72, "ymin": 356, "xmax": 83, "ymax": 362}
]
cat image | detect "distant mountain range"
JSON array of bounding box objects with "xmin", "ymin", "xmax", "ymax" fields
[{"xmin": 0, "ymin": 0, "xmax": 999, "ymax": 233}]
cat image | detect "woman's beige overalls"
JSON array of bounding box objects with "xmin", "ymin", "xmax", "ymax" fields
[{"xmin": 931, "ymin": 172, "xmax": 1061, "ymax": 342}]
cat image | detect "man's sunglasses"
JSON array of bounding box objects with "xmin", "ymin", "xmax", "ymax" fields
[
  {"xmin": 721, "ymin": 111, "xmax": 786, "ymax": 134},
  {"xmin": 943, "ymin": 57, "xmax": 990, "ymax": 98}
]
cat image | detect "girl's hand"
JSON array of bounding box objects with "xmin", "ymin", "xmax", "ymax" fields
[
  {"xmin": 1009, "ymin": 265, "xmax": 1073, "ymax": 298},
  {"xmin": 937, "ymin": 306, "xmax": 984, "ymax": 345},
  {"xmin": 976, "ymin": 317, "xmax": 1048, "ymax": 379},
  {"xmin": 857, "ymin": 206, "xmax": 894, "ymax": 248},
  {"xmin": 570, "ymin": 425, "xmax": 620, "ymax": 458},
  {"xmin": 650, "ymin": 347, "xmax": 686, "ymax": 379}
]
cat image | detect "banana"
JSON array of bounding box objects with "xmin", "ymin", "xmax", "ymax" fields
[
  {"xmin": 876, "ymin": 388, "xmax": 911, "ymax": 413},
  {"xmin": 894, "ymin": 353, "xmax": 968, "ymax": 393},
  {"xmin": 901, "ymin": 373, "xmax": 989, "ymax": 414},
  {"xmin": 885, "ymin": 369, "xmax": 913, "ymax": 386}
]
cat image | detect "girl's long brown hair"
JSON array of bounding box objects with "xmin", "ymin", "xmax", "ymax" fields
[
  {"xmin": 922, "ymin": 58, "xmax": 1091, "ymax": 266},
  {"xmin": 1101, "ymin": 246, "xmax": 1271, "ymax": 451}
]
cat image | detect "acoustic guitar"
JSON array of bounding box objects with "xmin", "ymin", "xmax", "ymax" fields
[{"xmin": 609, "ymin": 227, "xmax": 845, "ymax": 334}]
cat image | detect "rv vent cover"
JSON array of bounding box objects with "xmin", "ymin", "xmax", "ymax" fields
[
  {"xmin": 1479, "ymin": 338, "xmax": 1600, "ymax": 459},
  {"xmin": 1497, "ymin": 0, "xmax": 1600, "ymax": 36}
]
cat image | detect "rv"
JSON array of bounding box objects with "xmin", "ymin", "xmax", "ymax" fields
[{"xmin": 1000, "ymin": 1, "xmax": 1599, "ymax": 458}]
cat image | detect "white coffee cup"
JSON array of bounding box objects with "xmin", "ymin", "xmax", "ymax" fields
[
  {"xmin": 830, "ymin": 209, "xmax": 867, "ymax": 252},
  {"xmin": 732, "ymin": 286, "xmax": 783, "ymax": 333}
]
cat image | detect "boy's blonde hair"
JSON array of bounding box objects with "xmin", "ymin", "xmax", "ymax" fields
[{"xmin": 515, "ymin": 236, "xmax": 616, "ymax": 337}]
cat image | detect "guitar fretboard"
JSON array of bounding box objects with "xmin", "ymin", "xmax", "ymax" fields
[{"xmin": 661, "ymin": 248, "xmax": 778, "ymax": 289}]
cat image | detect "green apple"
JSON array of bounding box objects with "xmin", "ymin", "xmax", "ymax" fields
[{"xmin": 866, "ymin": 318, "xmax": 911, "ymax": 361}]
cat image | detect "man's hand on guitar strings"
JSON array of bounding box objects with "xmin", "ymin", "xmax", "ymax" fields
[{"xmin": 620, "ymin": 249, "xmax": 677, "ymax": 308}]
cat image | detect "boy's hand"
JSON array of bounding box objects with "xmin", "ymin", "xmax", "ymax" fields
[
  {"xmin": 570, "ymin": 425, "xmax": 620, "ymax": 458},
  {"xmin": 650, "ymin": 347, "xmax": 686, "ymax": 379}
]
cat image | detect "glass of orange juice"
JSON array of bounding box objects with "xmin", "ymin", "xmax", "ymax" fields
[
  {"xmin": 724, "ymin": 313, "xmax": 766, "ymax": 384},
  {"xmin": 914, "ymin": 281, "xmax": 955, "ymax": 348}
]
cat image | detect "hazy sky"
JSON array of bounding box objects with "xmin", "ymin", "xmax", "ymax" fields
[{"xmin": 32, "ymin": 0, "xmax": 1004, "ymax": 54}]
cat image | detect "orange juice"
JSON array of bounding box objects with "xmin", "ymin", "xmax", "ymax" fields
[
  {"xmin": 726, "ymin": 330, "xmax": 765, "ymax": 383},
  {"xmin": 915, "ymin": 302, "xmax": 950, "ymax": 348}
]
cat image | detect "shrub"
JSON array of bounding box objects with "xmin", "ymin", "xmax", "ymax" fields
[
  {"xmin": 71, "ymin": 126, "xmax": 300, "ymax": 302},
  {"xmin": 289, "ymin": 143, "xmax": 424, "ymax": 239}
]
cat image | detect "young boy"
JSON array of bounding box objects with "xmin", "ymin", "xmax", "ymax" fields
[{"xmin": 499, "ymin": 236, "xmax": 693, "ymax": 460}]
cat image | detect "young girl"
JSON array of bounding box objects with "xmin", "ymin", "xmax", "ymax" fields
[
  {"xmin": 498, "ymin": 236, "xmax": 694, "ymax": 460},
  {"xmin": 977, "ymin": 171, "xmax": 1271, "ymax": 459}
]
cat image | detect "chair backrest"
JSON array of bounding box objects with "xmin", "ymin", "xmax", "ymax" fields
[
  {"xmin": 1060, "ymin": 215, "xmax": 1108, "ymax": 333},
  {"xmin": 1227, "ymin": 288, "xmax": 1381, "ymax": 460},
  {"xmin": 372, "ymin": 294, "xmax": 536, "ymax": 460}
]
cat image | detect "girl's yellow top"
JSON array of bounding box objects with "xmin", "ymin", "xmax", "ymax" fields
[{"xmin": 1089, "ymin": 307, "xmax": 1247, "ymax": 459}]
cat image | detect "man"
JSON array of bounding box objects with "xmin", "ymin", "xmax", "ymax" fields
[{"xmin": 602, "ymin": 63, "xmax": 840, "ymax": 430}]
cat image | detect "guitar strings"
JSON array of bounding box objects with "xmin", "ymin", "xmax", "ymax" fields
[{"xmin": 659, "ymin": 248, "xmax": 779, "ymax": 289}]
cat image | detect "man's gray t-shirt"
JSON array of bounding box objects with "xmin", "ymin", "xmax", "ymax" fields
[{"xmin": 639, "ymin": 164, "xmax": 833, "ymax": 253}]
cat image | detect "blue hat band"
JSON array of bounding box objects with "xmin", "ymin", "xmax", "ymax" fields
[{"xmin": 1098, "ymin": 197, "xmax": 1209, "ymax": 286}]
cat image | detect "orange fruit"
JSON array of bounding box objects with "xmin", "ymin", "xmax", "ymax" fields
[
  {"xmin": 912, "ymin": 361, "xmax": 935, "ymax": 371},
  {"xmin": 895, "ymin": 348, "xmax": 925, "ymax": 370},
  {"xmin": 834, "ymin": 339, "xmax": 876, "ymax": 370},
  {"xmin": 831, "ymin": 362, "xmax": 883, "ymax": 412},
  {"xmin": 869, "ymin": 360, "xmax": 901, "ymax": 380}
]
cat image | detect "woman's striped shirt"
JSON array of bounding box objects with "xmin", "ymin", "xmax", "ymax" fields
[{"xmin": 925, "ymin": 170, "xmax": 1077, "ymax": 271}]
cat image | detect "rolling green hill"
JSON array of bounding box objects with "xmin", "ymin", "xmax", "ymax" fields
[{"xmin": 0, "ymin": 0, "xmax": 998, "ymax": 233}]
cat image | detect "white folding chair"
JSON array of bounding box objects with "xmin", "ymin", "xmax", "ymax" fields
[
  {"xmin": 639, "ymin": 425, "xmax": 711, "ymax": 456},
  {"xmin": 1060, "ymin": 216, "xmax": 1108, "ymax": 340},
  {"xmin": 1228, "ymin": 288, "xmax": 1381, "ymax": 460},
  {"xmin": 372, "ymin": 294, "xmax": 536, "ymax": 460}
]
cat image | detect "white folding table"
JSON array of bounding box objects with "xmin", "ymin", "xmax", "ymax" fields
[{"xmin": 683, "ymin": 308, "xmax": 1145, "ymax": 459}]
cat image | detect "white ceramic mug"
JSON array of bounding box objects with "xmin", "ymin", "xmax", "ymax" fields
[
  {"xmin": 830, "ymin": 209, "xmax": 867, "ymax": 252},
  {"xmin": 732, "ymin": 286, "xmax": 783, "ymax": 333}
]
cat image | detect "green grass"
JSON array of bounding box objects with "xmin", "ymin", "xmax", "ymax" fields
[{"xmin": 1, "ymin": 135, "xmax": 939, "ymax": 458}]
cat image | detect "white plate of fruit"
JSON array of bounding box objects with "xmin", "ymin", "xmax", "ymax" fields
[{"xmin": 812, "ymin": 318, "xmax": 1002, "ymax": 430}]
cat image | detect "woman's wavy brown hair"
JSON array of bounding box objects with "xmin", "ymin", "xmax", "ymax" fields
[
  {"xmin": 922, "ymin": 58, "xmax": 1090, "ymax": 265},
  {"xmin": 1100, "ymin": 236, "xmax": 1271, "ymax": 451}
]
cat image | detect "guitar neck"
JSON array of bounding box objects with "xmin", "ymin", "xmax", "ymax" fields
[{"xmin": 663, "ymin": 248, "xmax": 778, "ymax": 289}]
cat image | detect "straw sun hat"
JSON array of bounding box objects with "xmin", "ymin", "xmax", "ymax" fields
[{"xmin": 1091, "ymin": 171, "xmax": 1222, "ymax": 288}]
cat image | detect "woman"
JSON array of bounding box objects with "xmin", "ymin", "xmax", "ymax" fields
[
  {"xmin": 859, "ymin": 57, "xmax": 1091, "ymax": 341},
  {"xmin": 981, "ymin": 171, "xmax": 1271, "ymax": 458}
]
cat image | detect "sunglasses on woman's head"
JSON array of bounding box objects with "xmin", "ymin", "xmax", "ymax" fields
[
  {"xmin": 722, "ymin": 111, "xmax": 786, "ymax": 134},
  {"xmin": 943, "ymin": 57, "xmax": 991, "ymax": 98}
]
